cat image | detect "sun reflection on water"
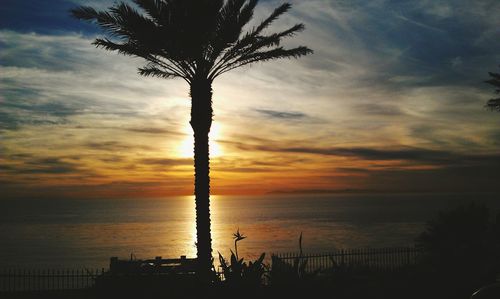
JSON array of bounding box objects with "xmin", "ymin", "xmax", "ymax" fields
[{"xmin": 1, "ymin": 194, "xmax": 462, "ymax": 269}]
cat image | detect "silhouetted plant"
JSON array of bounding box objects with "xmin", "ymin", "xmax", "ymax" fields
[
  {"xmin": 485, "ymin": 65, "xmax": 500, "ymax": 112},
  {"xmin": 218, "ymin": 252, "xmax": 267, "ymax": 289},
  {"xmin": 233, "ymin": 228, "xmax": 246, "ymax": 260},
  {"xmin": 71, "ymin": 0, "xmax": 312, "ymax": 282},
  {"xmin": 270, "ymin": 233, "xmax": 318, "ymax": 286},
  {"xmin": 416, "ymin": 202, "xmax": 500, "ymax": 292},
  {"xmin": 218, "ymin": 230, "xmax": 267, "ymax": 289}
]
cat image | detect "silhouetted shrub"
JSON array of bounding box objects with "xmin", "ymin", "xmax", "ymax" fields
[
  {"xmin": 216, "ymin": 229, "xmax": 267, "ymax": 290},
  {"xmin": 218, "ymin": 251, "xmax": 267, "ymax": 289},
  {"xmin": 268, "ymin": 233, "xmax": 319, "ymax": 287},
  {"xmin": 416, "ymin": 202, "xmax": 500, "ymax": 293},
  {"xmin": 485, "ymin": 65, "xmax": 500, "ymax": 112}
]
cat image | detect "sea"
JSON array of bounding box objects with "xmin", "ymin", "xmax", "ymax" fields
[{"xmin": 0, "ymin": 193, "xmax": 499, "ymax": 269}]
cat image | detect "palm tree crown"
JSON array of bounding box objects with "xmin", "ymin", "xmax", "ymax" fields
[
  {"xmin": 72, "ymin": 0, "xmax": 312, "ymax": 283},
  {"xmin": 72, "ymin": 0, "xmax": 312, "ymax": 83}
]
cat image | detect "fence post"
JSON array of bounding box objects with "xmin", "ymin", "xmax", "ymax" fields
[{"xmin": 406, "ymin": 248, "xmax": 411, "ymax": 265}]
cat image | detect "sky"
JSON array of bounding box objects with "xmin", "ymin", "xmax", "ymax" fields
[{"xmin": 1, "ymin": 0, "xmax": 500, "ymax": 199}]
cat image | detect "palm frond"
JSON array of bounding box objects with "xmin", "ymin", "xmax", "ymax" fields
[
  {"xmin": 214, "ymin": 46, "xmax": 312, "ymax": 77},
  {"xmin": 485, "ymin": 99, "xmax": 500, "ymax": 111},
  {"xmin": 487, "ymin": 71, "xmax": 500, "ymax": 81},
  {"xmin": 72, "ymin": 3, "xmax": 158, "ymax": 45},
  {"xmin": 254, "ymin": 3, "xmax": 291, "ymax": 35},
  {"xmin": 485, "ymin": 73, "xmax": 500, "ymax": 93},
  {"xmin": 218, "ymin": 0, "xmax": 247, "ymax": 40},
  {"xmin": 238, "ymin": 0, "xmax": 259, "ymax": 27},
  {"xmin": 138, "ymin": 63, "xmax": 180, "ymax": 79},
  {"xmin": 92, "ymin": 38, "xmax": 141, "ymax": 56},
  {"xmin": 70, "ymin": 6, "xmax": 99, "ymax": 21},
  {"xmin": 240, "ymin": 23, "xmax": 305, "ymax": 54},
  {"xmin": 242, "ymin": 23, "xmax": 305, "ymax": 54},
  {"xmin": 71, "ymin": 2, "xmax": 195, "ymax": 80},
  {"xmin": 109, "ymin": 3, "xmax": 159, "ymax": 42},
  {"xmin": 208, "ymin": 3, "xmax": 308, "ymax": 79},
  {"xmin": 71, "ymin": 6, "xmax": 122, "ymax": 36},
  {"xmin": 132, "ymin": 0, "xmax": 165, "ymax": 24},
  {"xmin": 93, "ymin": 38, "xmax": 190, "ymax": 79},
  {"xmin": 484, "ymin": 68, "xmax": 500, "ymax": 112},
  {"xmin": 206, "ymin": 0, "xmax": 250, "ymax": 65}
]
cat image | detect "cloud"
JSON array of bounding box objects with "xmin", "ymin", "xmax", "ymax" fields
[
  {"xmin": 226, "ymin": 137, "xmax": 500, "ymax": 168},
  {"xmin": 0, "ymin": 30, "xmax": 189, "ymax": 124},
  {"xmin": 213, "ymin": 166, "xmax": 280, "ymax": 173},
  {"xmin": 0, "ymin": 0, "xmax": 99, "ymax": 34},
  {"xmin": 124, "ymin": 127, "xmax": 184, "ymax": 135},
  {"xmin": 351, "ymin": 103, "xmax": 405, "ymax": 116},
  {"xmin": 251, "ymin": 144, "xmax": 454, "ymax": 163},
  {"xmin": 66, "ymin": 0, "xmax": 116, "ymax": 10},
  {"xmin": 0, "ymin": 111, "xmax": 21, "ymax": 130},
  {"xmin": 85, "ymin": 141, "xmax": 153, "ymax": 152},
  {"xmin": 0, "ymin": 87, "xmax": 83, "ymax": 130},
  {"xmin": 254, "ymin": 109, "xmax": 307, "ymax": 120},
  {"xmin": 394, "ymin": 13, "xmax": 446, "ymax": 34},
  {"xmin": 0, "ymin": 164, "xmax": 16, "ymax": 171},
  {"xmin": 139, "ymin": 158, "xmax": 192, "ymax": 166},
  {"xmin": 97, "ymin": 156, "xmax": 124, "ymax": 163},
  {"xmin": 0, "ymin": 111, "xmax": 70, "ymax": 130},
  {"xmin": 328, "ymin": 156, "xmax": 500, "ymax": 193},
  {"xmin": 2, "ymin": 157, "xmax": 82, "ymax": 175}
]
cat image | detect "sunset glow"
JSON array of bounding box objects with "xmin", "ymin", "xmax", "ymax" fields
[
  {"xmin": 178, "ymin": 123, "xmax": 223, "ymax": 158},
  {"xmin": 1, "ymin": 0, "xmax": 500, "ymax": 200}
]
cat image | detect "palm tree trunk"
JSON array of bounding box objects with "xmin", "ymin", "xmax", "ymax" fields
[{"xmin": 190, "ymin": 77, "xmax": 213, "ymax": 283}]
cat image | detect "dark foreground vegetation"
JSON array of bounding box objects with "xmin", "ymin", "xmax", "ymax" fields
[
  {"xmin": 2, "ymin": 270, "xmax": 498, "ymax": 299},
  {"xmin": 2, "ymin": 202, "xmax": 500, "ymax": 299}
]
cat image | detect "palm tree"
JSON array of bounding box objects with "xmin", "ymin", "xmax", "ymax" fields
[
  {"xmin": 485, "ymin": 66, "xmax": 500, "ymax": 112},
  {"xmin": 71, "ymin": 0, "xmax": 312, "ymax": 281}
]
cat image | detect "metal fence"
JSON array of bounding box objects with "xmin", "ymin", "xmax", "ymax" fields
[
  {"xmin": 0, "ymin": 268, "xmax": 104, "ymax": 293},
  {"xmin": 0, "ymin": 247, "xmax": 423, "ymax": 292},
  {"xmin": 272, "ymin": 247, "xmax": 422, "ymax": 273}
]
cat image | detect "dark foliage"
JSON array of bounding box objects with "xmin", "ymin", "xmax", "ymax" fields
[
  {"xmin": 485, "ymin": 66, "xmax": 500, "ymax": 112},
  {"xmin": 416, "ymin": 202, "xmax": 500, "ymax": 296},
  {"xmin": 216, "ymin": 230, "xmax": 267, "ymax": 291},
  {"xmin": 269, "ymin": 233, "xmax": 319, "ymax": 287},
  {"xmin": 218, "ymin": 251, "xmax": 267, "ymax": 289}
]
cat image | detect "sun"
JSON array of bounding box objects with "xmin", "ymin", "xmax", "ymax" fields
[{"xmin": 178, "ymin": 123, "xmax": 223, "ymax": 158}]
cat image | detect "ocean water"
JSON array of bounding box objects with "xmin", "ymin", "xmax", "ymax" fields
[{"xmin": 0, "ymin": 193, "xmax": 499, "ymax": 269}]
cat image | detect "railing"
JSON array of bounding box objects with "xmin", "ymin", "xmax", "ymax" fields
[
  {"xmin": 0, "ymin": 248, "xmax": 422, "ymax": 292},
  {"xmin": 0, "ymin": 268, "xmax": 104, "ymax": 293},
  {"xmin": 272, "ymin": 247, "xmax": 422, "ymax": 273},
  {"xmin": 109, "ymin": 255, "xmax": 197, "ymax": 274}
]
